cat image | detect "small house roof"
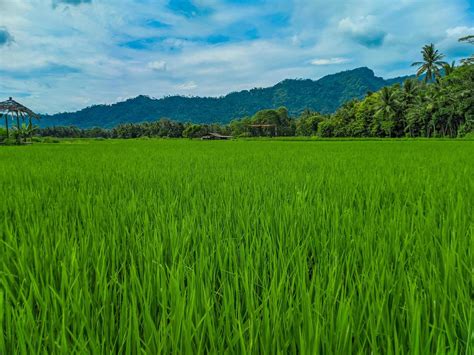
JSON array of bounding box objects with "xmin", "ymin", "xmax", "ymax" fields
[
  {"xmin": 208, "ymin": 132, "xmax": 233, "ymax": 138},
  {"xmin": 0, "ymin": 97, "xmax": 39, "ymax": 118}
]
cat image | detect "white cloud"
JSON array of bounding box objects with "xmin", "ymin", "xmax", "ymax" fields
[
  {"xmin": 338, "ymin": 16, "xmax": 386, "ymax": 47},
  {"xmin": 148, "ymin": 60, "xmax": 167, "ymax": 71},
  {"xmin": 175, "ymin": 81, "xmax": 197, "ymax": 90},
  {"xmin": 311, "ymin": 57, "xmax": 350, "ymax": 65},
  {"xmin": 437, "ymin": 26, "xmax": 474, "ymax": 61},
  {"xmin": 445, "ymin": 26, "xmax": 474, "ymax": 38}
]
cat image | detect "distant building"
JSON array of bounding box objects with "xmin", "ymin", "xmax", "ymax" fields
[{"xmin": 201, "ymin": 132, "xmax": 233, "ymax": 140}]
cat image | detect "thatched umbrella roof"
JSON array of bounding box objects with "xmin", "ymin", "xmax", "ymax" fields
[{"xmin": 0, "ymin": 97, "xmax": 39, "ymax": 118}]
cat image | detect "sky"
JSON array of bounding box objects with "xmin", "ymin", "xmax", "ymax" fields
[{"xmin": 0, "ymin": 0, "xmax": 473, "ymax": 113}]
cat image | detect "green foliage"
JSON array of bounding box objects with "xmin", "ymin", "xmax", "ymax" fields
[
  {"xmin": 229, "ymin": 116, "xmax": 252, "ymax": 137},
  {"xmin": 182, "ymin": 123, "xmax": 205, "ymax": 138},
  {"xmin": 42, "ymin": 137, "xmax": 61, "ymax": 143},
  {"xmin": 226, "ymin": 65, "xmax": 474, "ymax": 138},
  {"xmin": 295, "ymin": 110, "xmax": 326, "ymax": 136},
  {"xmin": 246, "ymin": 107, "xmax": 295, "ymax": 137},
  {"xmin": 1, "ymin": 138, "xmax": 18, "ymax": 145},
  {"xmin": 461, "ymin": 131, "xmax": 474, "ymax": 139},
  {"xmin": 351, "ymin": 92, "xmax": 379, "ymax": 137},
  {"xmin": 317, "ymin": 120, "xmax": 336, "ymax": 137},
  {"xmin": 1, "ymin": 140, "xmax": 472, "ymax": 353},
  {"xmin": 0, "ymin": 127, "xmax": 7, "ymax": 142},
  {"xmin": 35, "ymin": 121, "xmax": 228, "ymax": 140},
  {"xmin": 316, "ymin": 64, "xmax": 474, "ymax": 138}
]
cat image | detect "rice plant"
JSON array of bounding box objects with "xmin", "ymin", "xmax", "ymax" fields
[{"xmin": 0, "ymin": 139, "xmax": 473, "ymax": 353}]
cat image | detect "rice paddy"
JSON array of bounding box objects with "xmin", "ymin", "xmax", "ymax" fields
[{"xmin": 1, "ymin": 139, "xmax": 473, "ymax": 353}]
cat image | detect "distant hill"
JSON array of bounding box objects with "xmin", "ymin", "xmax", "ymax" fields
[{"xmin": 41, "ymin": 67, "xmax": 412, "ymax": 128}]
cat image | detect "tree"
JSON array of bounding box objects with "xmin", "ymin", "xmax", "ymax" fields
[
  {"xmin": 353, "ymin": 93, "xmax": 379, "ymax": 137},
  {"xmin": 330, "ymin": 100, "xmax": 358, "ymax": 137},
  {"xmin": 182, "ymin": 123, "xmax": 205, "ymax": 138},
  {"xmin": 402, "ymin": 79, "xmax": 419, "ymax": 103},
  {"xmin": 295, "ymin": 112, "xmax": 325, "ymax": 136},
  {"xmin": 412, "ymin": 43, "xmax": 448, "ymax": 82},
  {"xmin": 375, "ymin": 86, "xmax": 401, "ymax": 137},
  {"xmin": 317, "ymin": 120, "xmax": 336, "ymax": 137}
]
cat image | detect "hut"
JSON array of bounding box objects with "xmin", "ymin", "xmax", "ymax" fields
[
  {"xmin": 249, "ymin": 124, "xmax": 278, "ymax": 137},
  {"xmin": 201, "ymin": 132, "xmax": 233, "ymax": 140},
  {"xmin": 0, "ymin": 97, "xmax": 40, "ymax": 140}
]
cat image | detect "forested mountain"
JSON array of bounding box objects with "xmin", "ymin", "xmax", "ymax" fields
[
  {"xmin": 41, "ymin": 67, "xmax": 410, "ymax": 128},
  {"xmin": 35, "ymin": 62, "xmax": 472, "ymax": 140}
]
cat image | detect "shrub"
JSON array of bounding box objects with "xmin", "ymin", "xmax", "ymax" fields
[{"xmin": 43, "ymin": 137, "xmax": 60, "ymax": 143}]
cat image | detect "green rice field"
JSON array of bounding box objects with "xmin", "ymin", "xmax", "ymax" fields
[{"xmin": 1, "ymin": 139, "xmax": 473, "ymax": 353}]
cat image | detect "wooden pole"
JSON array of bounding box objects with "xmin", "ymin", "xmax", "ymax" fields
[
  {"xmin": 0, "ymin": 113, "xmax": 5, "ymax": 138},
  {"xmin": 16, "ymin": 111, "xmax": 21, "ymax": 143},
  {"xmin": 28, "ymin": 114, "xmax": 33, "ymax": 141},
  {"xmin": 5, "ymin": 113, "xmax": 9, "ymax": 138}
]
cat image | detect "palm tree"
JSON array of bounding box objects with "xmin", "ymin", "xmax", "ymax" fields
[
  {"xmin": 375, "ymin": 86, "xmax": 400, "ymax": 137},
  {"xmin": 459, "ymin": 35, "xmax": 474, "ymax": 44},
  {"xmin": 412, "ymin": 43, "xmax": 448, "ymax": 83},
  {"xmin": 402, "ymin": 79, "xmax": 419, "ymax": 104},
  {"xmin": 442, "ymin": 61, "xmax": 456, "ymax": 76}
]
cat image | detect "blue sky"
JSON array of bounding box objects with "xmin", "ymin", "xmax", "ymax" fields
[{"xmin": 0, "ymin": 0, "xmax": 473, "ymax": 113}]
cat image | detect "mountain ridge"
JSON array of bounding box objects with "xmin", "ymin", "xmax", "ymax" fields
[{"xmin": 41, "ymin": 67, "xmax": 413, "ymax": 128}]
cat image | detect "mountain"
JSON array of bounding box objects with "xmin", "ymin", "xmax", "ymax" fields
[{"xmin": 41, "ymin": 67, "xmax": 412, "ymax": 128}]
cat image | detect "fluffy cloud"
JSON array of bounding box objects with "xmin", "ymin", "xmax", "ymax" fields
[
  {"xmin": 446, "ymin": 26, "xmax": 474, "ymax": 38},
  {"xmin": 148, "ymin": 60, "xmax": 167, "ymax": 71},
  {"xmin": 438, "ymin": 26, "xmax": 474, "ymax": 58},
  {"xmin": 311, "ymin": 58, "xmax": 350, "ymax": 65},
  {"xmin": 175, "ymin": 81, "xmax": 197, "ymax": 90},
  {"xmin": 338, "ymin": 16, "xmax": 386, "ymax": 48},
  {"xmin": 1, "ymin": 0, "xmax": 472, "ymax": 113}
]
